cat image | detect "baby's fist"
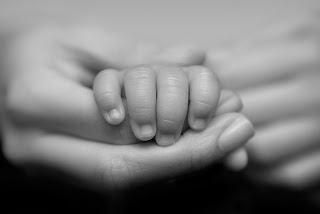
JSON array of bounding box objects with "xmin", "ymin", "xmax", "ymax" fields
[{"xmin": 93, "ymin": 65, "xmax": 220, "ymax": 146}]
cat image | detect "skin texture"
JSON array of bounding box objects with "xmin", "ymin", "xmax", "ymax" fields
[
  {"xmin": 93, "ymin": 65, "xmax": 220, "ymax": 146},
  {"xmin": 205, "ymin": 12, "xmax": 320, "ymax": 189},
  {"xmin": 0, "ymin": 22, "xmax": 254, "ymax": 191}
]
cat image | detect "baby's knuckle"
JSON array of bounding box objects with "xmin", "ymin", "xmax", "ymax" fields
[
  {"xmin": 162, "ymin": 70, "xmax": 188, "ymax": 92},
  {"xmin": 165, "ymin": 76, "xmax": 185, "ymax": 88},
  {"xmin": 95, "ymin": 90, "xmax": 117, "ymax": 107},
  {"xmin": 131, "ymin": 106, "xmax": 153, "ymax": 117},
  {"xmin": 197, "ymin": 90, "xmax": 216, "ymax": 103},
  {"xmin": 192, "ymin": 97, "xmax": 216, "ymax": 115},
  {"xmin": 125, "ymin": 65, "xmax": 153, "ymax": 82},
  {"xmin": 194, "ymin": 100, "xmax": 215, "ymax": 115},
  {"xmin": 158, "ymin": 117, "xmax": 181, "ymax": 132}
]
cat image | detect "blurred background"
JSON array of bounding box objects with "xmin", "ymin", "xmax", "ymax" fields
[
  {"xmin": 1, "ymin": 0, "xmax": 320, "ymax": 47},
  {"xmin": 1, "ymin": 0, "xmax": 320, "ymax": 213}
]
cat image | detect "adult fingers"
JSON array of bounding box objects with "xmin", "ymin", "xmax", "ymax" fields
[
  {"xmin": 248, "ymin": 150, "xmax": 320, "ymax": 190},
  {"xmin": 186, "ymin": 66, "xmax": 220, "ymax": 130},
  {"xmin": 239, "ymin": 71, "xmax": 320, "ymax": 125},
  {"xmin": 205, "ymin": 40, "xmax": 319, "ymax": 90},
  {"xmin": 155, "ymin": 66, "xmax": 189, "ymax": 146},
  {"xmin": 217, "ymin": 91, "xmax": 248, "ymax": 171},
  {"xmin": 238, "ymin": 12, "xmax": 320, "ymax": 47},
  {"xmin": 218, "ymin": 90, "xmax": 247, "ymax": 171},
  {"xmin": 224, "ymin": 148, "xmax": 248, "ymax": 171},
  {"xmin": 93, "ymin": 69, "xmax": 125, "ymax": 125},
  {"xmin": 124, "ymin": 65, "xmax": 157, "ymax": 141},
  {"xmin": 3, "ymin": 112, "xmax": 254, "ymax": 191},
  {"xmin": 247, "ymin": 115, "xmax": 320, "ymax": 166}
]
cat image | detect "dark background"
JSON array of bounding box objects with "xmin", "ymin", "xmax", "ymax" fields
[{"xmin": 1, "ymin": 141, "xmax": 320, "ymax": 214}]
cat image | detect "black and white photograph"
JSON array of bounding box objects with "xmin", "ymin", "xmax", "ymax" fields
[{"xmin": 1, "ymin": 0, "xmax": 320, "ymax": 213}]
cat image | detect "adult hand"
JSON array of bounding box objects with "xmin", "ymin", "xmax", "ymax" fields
[
  {"xmin": 1, "ymin": 22, "xmax": 254, "ymax": 191},
  {"xmin": 205, "ymin": 12, "xmax": 320, "ymax": 189}
]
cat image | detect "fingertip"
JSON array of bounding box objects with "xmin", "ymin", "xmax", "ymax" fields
[
  {"xmin": 192, "ymin": 119, "xmax": 207, "ymax": 130},
  {"xmin": 218, "ymin": 116, "xmax": 255, "ymax": 154},
  {"xmin": 139, "ymin": 124, "xmax": 156, "ymax": 141},
  {"xmin": 93, "ymin": 68, "xmax": 125, "ymax": 125},
  {"xmin": 224, "ymin": 148, "xmax": 248, "ymax": 171},
  {"xmin": 189, "ymin": 117, "xmax": 208, "ymax": 131},
  {"xmin": 216, "ymin": 90, "xmax": 243, "ymax": 115},
  {"xmin": 103, "ymin": 107, "xmax": 125, "ymax": 125},
  {"xmin": 156, "ymin": 134, "xmax": 177, "ymax": 147},
  {"xmin": 130, "ymin": 122, "xmax": 156, "ymax": 141}
]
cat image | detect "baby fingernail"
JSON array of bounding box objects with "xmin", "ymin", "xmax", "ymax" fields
[
  {"xmin": 192, "ymin": 119, "xmax": 207, "ymax": 130},
  {"xmin": 109, "ymin": 109, "xmax": 121, "ymax": 119},
  {"xmin": 140, "ymin": 125, "xmax": 154, "ymax": 140},
  {"xmin": 104, "ymin": 108, "xmax": 122, "ymax": 124},
  {"xmin": 156, "ymin": 134, "xmax": 176, "ymax": 147},
  {"xmin": 219, "ymin": 117, "xmax": 254, "ymax": 153}
]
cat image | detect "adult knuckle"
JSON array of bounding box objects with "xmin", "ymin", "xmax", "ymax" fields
[
  {"xmin": 96, "ymin": 155, "xmax": 132, "ymax": 190},
  {"xmin": 182, "ymin": 132, "xmax": 218, "ymax": 170},
  {"xmin": 96, "ymin": 154, "xmax": 145, "ymax": 190}
]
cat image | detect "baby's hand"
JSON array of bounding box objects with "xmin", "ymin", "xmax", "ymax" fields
[{"xmin": 93, "ymin": 65, "xmax": 220, "ymax": 146}]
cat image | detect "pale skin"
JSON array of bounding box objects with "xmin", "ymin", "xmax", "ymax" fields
[
  {"xmin": 205, "ymin": 12, "xmax": 320, "ymax": 190},
  {"xmin": 0, "ymin": 22, "xmax": 254, "ymax": 191},
  {"xmin": 92, "ymin": 64, "xmax": 249, "ymax": 170},
  {"xmin": 93, "ymin": 65, "xmax": 220, "ymax": 146}
]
